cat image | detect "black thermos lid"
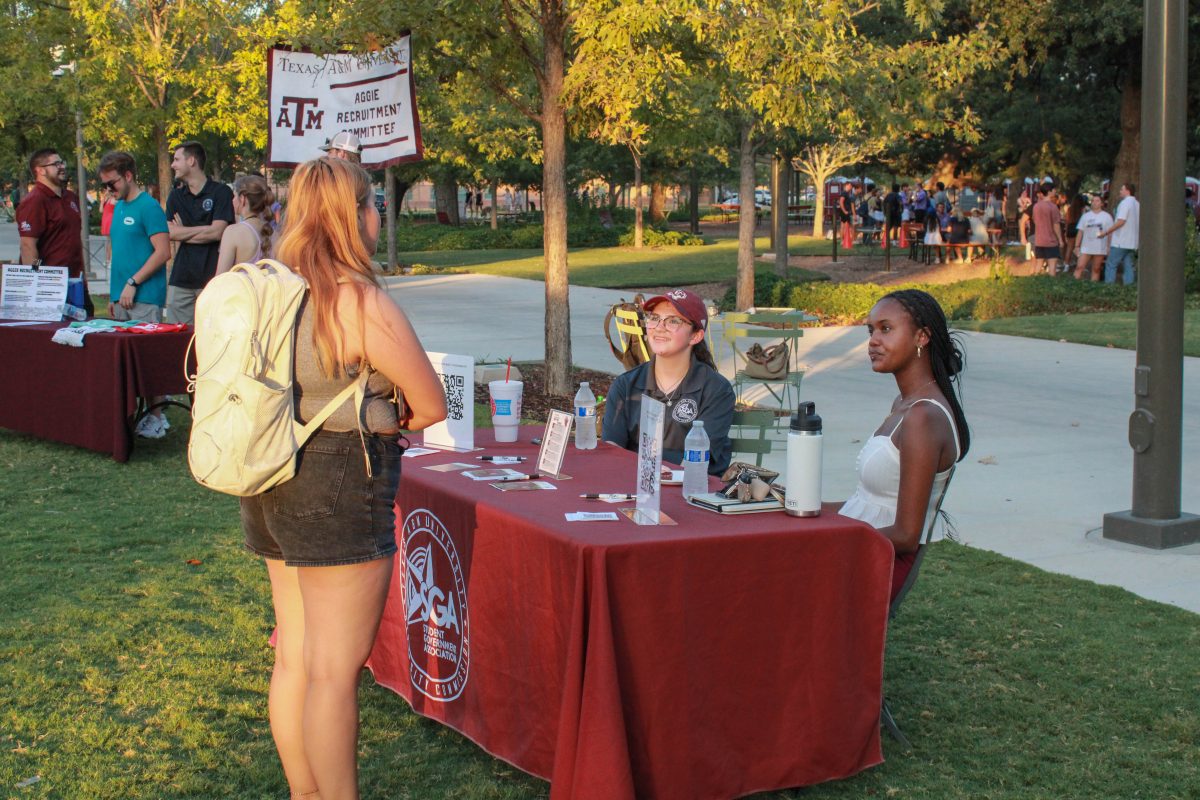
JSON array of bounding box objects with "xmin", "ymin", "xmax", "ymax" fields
[{"xmin": 790, "ymin": 401, "xmax": 822, "ymax": 432}]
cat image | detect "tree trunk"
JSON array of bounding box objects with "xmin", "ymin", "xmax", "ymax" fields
[
  {"xmin": 649, "ymin": 182, "xmax": 666, "ymax": 223},
  {"xmin": 541, "ymin": 10, "xmax": 572, "ymax": 396},
  {"xmin": 1110, "ymin": 68, "xmax": 1141, "ymax": 214},
  {"xmin": 735, "ymin": 121, "xmax": 758, "ymax": 311},
  {"xmin": 633, "ymin": 152, "xmax": 643, "ymax": 248},
  {"xmin": 607, "ymin": 181, "xmax": 619, "ymax": 209},
  {"xmin": 490, "ymin": 178, "xmax": 499, "ymax": 230},
  {"xmin": 155, "ymin": 123, "xmax": 171, "ymax": 209},
  {"xmin": 799, "ymin": 165, "xmax": 832, "ymax": 240},
  {"xmin": 434, "ymin": 177, "xmax": 459, "ymax": 225},
  {"xmin": 689, "ymin": 169, "xmax": 700, "ymax": 235},
  {"xmin": 773, "ymin": 156, "xmax": 789, "ymax": 277}
]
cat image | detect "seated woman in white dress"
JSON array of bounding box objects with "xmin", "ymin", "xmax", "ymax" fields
[{"xmin": 840, "ymin": 289, "xmax": 970, "ymax": 602}]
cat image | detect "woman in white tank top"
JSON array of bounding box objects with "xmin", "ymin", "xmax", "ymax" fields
[
  {"xmin": 839, "ymin": 289, "xmax": 970, "ymax": 601},
  {"xmin": 215, "ymin": 174, "xmax": 275, "ymax": 274}
]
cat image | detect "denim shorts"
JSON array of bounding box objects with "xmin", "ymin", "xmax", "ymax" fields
[{"xmin": 241, "ymin": 429, "xmax": 403, "ymax": 567}]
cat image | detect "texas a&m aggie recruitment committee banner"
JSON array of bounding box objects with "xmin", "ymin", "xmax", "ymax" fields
[{"xmin": 267, "ymin": 35, "xmax": 423, "ymax": 169}]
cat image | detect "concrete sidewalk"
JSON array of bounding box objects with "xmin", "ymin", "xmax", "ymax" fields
[{"xmin": 383, "ymin": 272, "xmax": 1200, "ymax": 614}]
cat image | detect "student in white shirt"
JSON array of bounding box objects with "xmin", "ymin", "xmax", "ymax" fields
[
  {"xmin": 1074, "ymin": 195, "xmax": 1114, "ymax": 281},
  {"xmin": 1100, "ymin": 183, "xmax": 1139, "ymax": 285}
]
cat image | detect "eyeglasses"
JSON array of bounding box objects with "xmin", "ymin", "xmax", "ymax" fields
[
  {"xmin": 41, "ymin": 160, "xmax": 67, "ymax": 170},
  {"xmin": 644, "ymin": 312, "xmax": 693, "ymax": 332}
]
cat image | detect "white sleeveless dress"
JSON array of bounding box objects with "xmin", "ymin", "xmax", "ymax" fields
[{"xmin": 839, "ymin": 398, "xmax": 960, "ymax": 538}]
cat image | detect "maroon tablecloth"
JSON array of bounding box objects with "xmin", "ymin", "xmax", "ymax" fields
[
  {"xmin": 367, "ymin": 433, "xmax": 893, "ymax": 800},
  {"xmin": 0, "ymin": 322, "xmax": 192, "ymax": 461}
]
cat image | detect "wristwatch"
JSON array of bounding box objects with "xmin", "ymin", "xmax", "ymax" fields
[{"xmin": 127, "ymin": 277, "xmax": 139, "ymax": 288}]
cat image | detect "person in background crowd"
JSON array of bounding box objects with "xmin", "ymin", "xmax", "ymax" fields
[
  {"xmin": 946, "ymin": 206, "xmax": 971, "ymax": 264},
  {"xmin": 16, "ymin": 148, "xmax": 94, "ymax": 316},
  {"xmin": 1074, "ymin": 194, "xmax": 1112, "ymax": 281},
  {"xmin": 216, "ymin": 175, "xmax": 276, "ymax": 275},
  {"xmin": 984, "ymin": 186, "xmax": 1006, "ymax": 243},
  {"xmin": 959, "ymin": 183, "xmax": 979, "ymax": 212},
  {"xmin": 241, "ymin": 157, "xmax": 446, "ymax": 799},
  {"xmin": 883, "ymin": 183, "xmax": 904, "ymax": 245},
  {"xmin": 912, "ymin": 183, "xmax": 930, "ymax": 224},
  {"xmin": 99, "ymin": 187, "xmax": 116, "ymax": 236},
  {"xmin": 603, "ymin": 288, "xmax": 735, "ymax": 476},
  {"xmin": 1062, "ymin": 194, "xmax": 1087, "ymax": 266},
  {"xmin": 935, "ymin": 201, "xmax": 951, "ymax": 232},
  {"xmin": 923, "ymin": 201, "xmax": 945, "ymax": 262},
  {"xmin": 931, "ymin": 182, "xmax": 949, "ymax": 214},
  {"xmin": 839, "ymin": 288, "xmax": 969, "ymax": 602},
  {"xmin": 98, "ymin": 150, "xmax": 172, "ymax": 437},
  {"xmin": 464, "ymin": 188, "xmax": 473, "ymax": 219},
  {"xmin": 320, "ymin": 131, "xmax": 363, "ymax": 164},
  {"xmin": 837, "ymin": 184, "xmax": 856, "ymax": 249},
  {"xmin": 867, "ymin": 187, "xmax": 886, "ymax": 228},
  {"xmin": 1099, "ymin": 183, "xmax": 1139, "ymax": 285},
  {"xmin": 1017, "ymin": 195, "xmax": 1034, "ymax": 261},
  {"xmin": 1031, "ymin": 184, "xmax": 1065, "ymax": 274},
  {"xmin": 899, "ymin": 184, "xmax": 913, "ymax": 223},
  {"xmin": 166, "ymin": 140, "xmax": 235, "ymax": 323},
  {"xmin": 968, "ymin": 208, "xmax": 990, "ymax": 261}
]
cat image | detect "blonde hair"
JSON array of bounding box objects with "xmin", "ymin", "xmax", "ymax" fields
[
  {"xmin": 233, "ymin": 174, "xmax": 276, "ymax": 257},
  {"xmin": 275, "ymin": 157, "xmax": 379, "ymax": 378}
]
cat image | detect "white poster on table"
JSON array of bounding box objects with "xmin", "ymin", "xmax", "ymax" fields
[
  {"xmin": 625, "ymin": 395, "xmax": 668, "ymax": 526},
  {"xmin": 0, "ymin": 265, "xmax": 68, "ymax": 321},
  {"xmin": 422, "ymin": 352, "xmax": 475, "ymax": 451},
  {"xmin": 266, "ymin": 34, "xmax": 423, "ymax": 169}
]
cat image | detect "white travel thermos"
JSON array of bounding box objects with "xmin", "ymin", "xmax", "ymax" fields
[{"xmin": 785, "ymin": 401, "xmax": 822, "ymax": 517}]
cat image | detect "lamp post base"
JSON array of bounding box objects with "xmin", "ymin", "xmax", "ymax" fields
[{"xmin": 1103, "ymin": 510, "xmax": 1200, "ymax": 549}]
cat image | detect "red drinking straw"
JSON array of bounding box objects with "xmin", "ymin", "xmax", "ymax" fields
[{"xmin": 505, "ymin": 357, "xmax": 512, "ymax": 382}]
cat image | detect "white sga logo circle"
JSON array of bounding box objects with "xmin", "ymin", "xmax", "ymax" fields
[
  {"xmin": 402, "ymin": 508, "xmax": 469, "ymax": 702},
  {"xmin": 672, "ymin": 398, "xmax": 698, "ymax": 423},
  {"xmin": 202, "ymin": 198, "xmax": 214, "ymax": 211}
]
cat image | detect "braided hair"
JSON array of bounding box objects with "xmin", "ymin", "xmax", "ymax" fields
[{"xmin": 881, "ymin": 288, "xmax": 970, "ymax": 460}]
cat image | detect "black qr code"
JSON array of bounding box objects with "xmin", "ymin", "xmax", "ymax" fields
[{"xmin": 441, "ymin": 373, "xmax": 466, "ymax": 421}]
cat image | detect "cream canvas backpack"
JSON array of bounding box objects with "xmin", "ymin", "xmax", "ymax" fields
[{"xmin": 186, "ymin": 259, "xmax": 367, "ymax": 496}]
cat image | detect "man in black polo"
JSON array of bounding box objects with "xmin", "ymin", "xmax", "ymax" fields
[{"xmin": 165, "ymin": 140, "xmax": 233, "ymax": 324}]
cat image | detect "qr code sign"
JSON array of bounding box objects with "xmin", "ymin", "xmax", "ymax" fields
[{"xmin": 441, "ymin": 372, "xmax": 466, "ymax": 421}]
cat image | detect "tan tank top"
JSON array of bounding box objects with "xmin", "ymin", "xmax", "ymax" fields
[{"xmin": 293, "ymin": 300, "xmax": 402, "ymax": 433}]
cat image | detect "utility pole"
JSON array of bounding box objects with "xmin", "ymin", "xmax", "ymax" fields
[{"xmin": 1102, "ymin": 0, "xmax": 1200, "ymax": 548}]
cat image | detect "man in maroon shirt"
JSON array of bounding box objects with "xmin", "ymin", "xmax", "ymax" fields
[
  {"xmin": 1031, "ymin": 183, "xmax": 1065, "ymax": 275},
  {"xmin": 16, "ymin": 148, "xmax": 93, "ymax": 315}
]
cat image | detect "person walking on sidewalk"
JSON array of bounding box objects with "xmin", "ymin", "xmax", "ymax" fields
[{"xmin": 1099, "ymin": 183, "xmax": 1139, "ymax": 285}]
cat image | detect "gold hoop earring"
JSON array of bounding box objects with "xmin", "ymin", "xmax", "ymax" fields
[{"xmin": 917, "ymin": 345, "xmax": 923, "ymax": 358}]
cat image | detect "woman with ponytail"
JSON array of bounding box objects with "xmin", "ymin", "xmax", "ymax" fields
[
  {"xmin": 840, "ymin": 289, "xmax": 970, "ymax": 601},
  {"xmin": 216, "ymin": 174, "xmax": 277, "ymax": 273},
  {"xmin": 602, "ymin": 288, "xmax": 735, "ymax": 474}
]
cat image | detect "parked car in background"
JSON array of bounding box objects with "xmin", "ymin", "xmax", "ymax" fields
[{"xmin": 375, "ymin": 190, "xmax": 387, "ymax": 214}]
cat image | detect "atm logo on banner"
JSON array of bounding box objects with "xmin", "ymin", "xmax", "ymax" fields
[{"xmin": 403, "ymin": 508, "xmax": 470, "ymax": 702}]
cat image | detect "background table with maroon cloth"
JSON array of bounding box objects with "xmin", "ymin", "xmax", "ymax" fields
[
  {"xmin": 367, "ymin": 434, "xmax": 893, "ymax": 800},
  {"xmin": 0, "ymin": 322, "xmax": 191, "ymax": 461}
]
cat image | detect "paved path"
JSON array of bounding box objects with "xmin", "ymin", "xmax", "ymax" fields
[{"xmin": 383, "ymin": 272, "xmax": 1200, "ymax": 614}]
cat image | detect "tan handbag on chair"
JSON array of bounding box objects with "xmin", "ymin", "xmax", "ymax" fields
[{"xmin": 742, "ymin": 342, "xmax": 790, "ymax": 379}]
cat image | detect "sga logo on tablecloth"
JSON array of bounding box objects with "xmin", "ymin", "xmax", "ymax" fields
[{"xmin": 402, "ymin": 508, "xmax": 470, "ymax": 702}]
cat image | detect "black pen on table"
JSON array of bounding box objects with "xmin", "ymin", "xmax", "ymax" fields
[
  {"xmin": 492, "ymin": 473, "xmax": 542, "ymax": 482},
  {"xmin": 477, "ymin": 455, "xmax": 527, "ymax": 462},
  {"xmin": 579, "ymin": 493, "xmax": 636, "ymax": 500}
]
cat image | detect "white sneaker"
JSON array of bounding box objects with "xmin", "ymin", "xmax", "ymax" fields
[
  {"xmin": 161, "ymin": 415, "xmax": 171, "ymax": 431},
  {"xmin": 135, "ymin": 414, "xmax": 167, "ymax": 439}
]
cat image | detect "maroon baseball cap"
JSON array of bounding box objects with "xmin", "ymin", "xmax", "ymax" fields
[{"xmin": 644, "ymin": 289, "xmax": 708, "ymax": 331}]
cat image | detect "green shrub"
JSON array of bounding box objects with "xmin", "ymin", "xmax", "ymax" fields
[
  {"xmin": 1186, "ymin": 219, "xmax": 1200, "ymax": 293},
  {"xmin": 721, "ymin": 274, "xmax": 1139, "ymax": 324},
  {"xmin": 616, "ymin": 227, "xmax": 705, "ymax": 247}
]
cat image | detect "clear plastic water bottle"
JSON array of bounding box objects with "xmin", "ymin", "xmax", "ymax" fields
[
  {"xmin": 682, "ymin": 420, "xmax": 710, "ymax": 499},
  {"xmin": 574, "ymin": 381, "xmax": 597, "ymax": 450}
]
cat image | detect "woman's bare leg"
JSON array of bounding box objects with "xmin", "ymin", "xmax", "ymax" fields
[
  {"xmin": 298, "ymin": 557, "xmax": 394, "ymax": 800},
  {"xmin": 266, "ymin": 559, "xmax": 319, "ymax": 796}
]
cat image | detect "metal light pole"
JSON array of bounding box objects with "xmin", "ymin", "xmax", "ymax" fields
[
  {"xmin": 52, "ymin": 57, "xmax": 90, "ymax": 281},
  {"xmin": 1102, "ymin": 0, "xmax": 1200, "ymax": 548}
]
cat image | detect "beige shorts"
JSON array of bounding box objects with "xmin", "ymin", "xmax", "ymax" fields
[
  {"xmin": 165, "ymin": 286, "xmax": 201, "ymax": 325},
  {"xmin": 112, "ymin": 302, "xmax": 163, "ymax": 323}
]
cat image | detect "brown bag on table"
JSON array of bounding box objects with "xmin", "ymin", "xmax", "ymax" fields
[{"xmin": 742, "ymin": 342, "xmax": 789, "ymax": 379}]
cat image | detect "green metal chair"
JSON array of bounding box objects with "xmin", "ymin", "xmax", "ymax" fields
[
  {"xmin": 719, "ymin": 308, "xmax": 816, "ymax": 416},
  {"xmin": 729, "ymin": 408, "xmax": 776, "ymax": 467}
]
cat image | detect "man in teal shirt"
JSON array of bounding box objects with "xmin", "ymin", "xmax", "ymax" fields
[
  {"xmin": 98, "ymin": 150, "xmax": 172, "ymax": 438},
  {"xmin": 98, "ymin": 151, "xmax": 170, "ymax": 321}
]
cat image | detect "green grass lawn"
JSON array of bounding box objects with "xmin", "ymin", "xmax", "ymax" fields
[
  {"xmin": 398, "ymin": 234, "xmax": 833, "ymax": 289},
  {"xmin": 954, "ymin": 309, "xmax": 1200, "ymax": 356},
  {"xmin": 1, "ymin": 420, "xmax": 1197, "ymax": 798}
]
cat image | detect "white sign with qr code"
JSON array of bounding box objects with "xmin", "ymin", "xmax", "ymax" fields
[{"xmin": 422, "ymin": 352, "xmax": 475, "ymax": 451}]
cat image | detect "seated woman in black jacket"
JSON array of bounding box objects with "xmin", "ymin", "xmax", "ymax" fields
[{"xmin": 602, "ymin": 289, "xmax": 735, "ymax": 474}]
